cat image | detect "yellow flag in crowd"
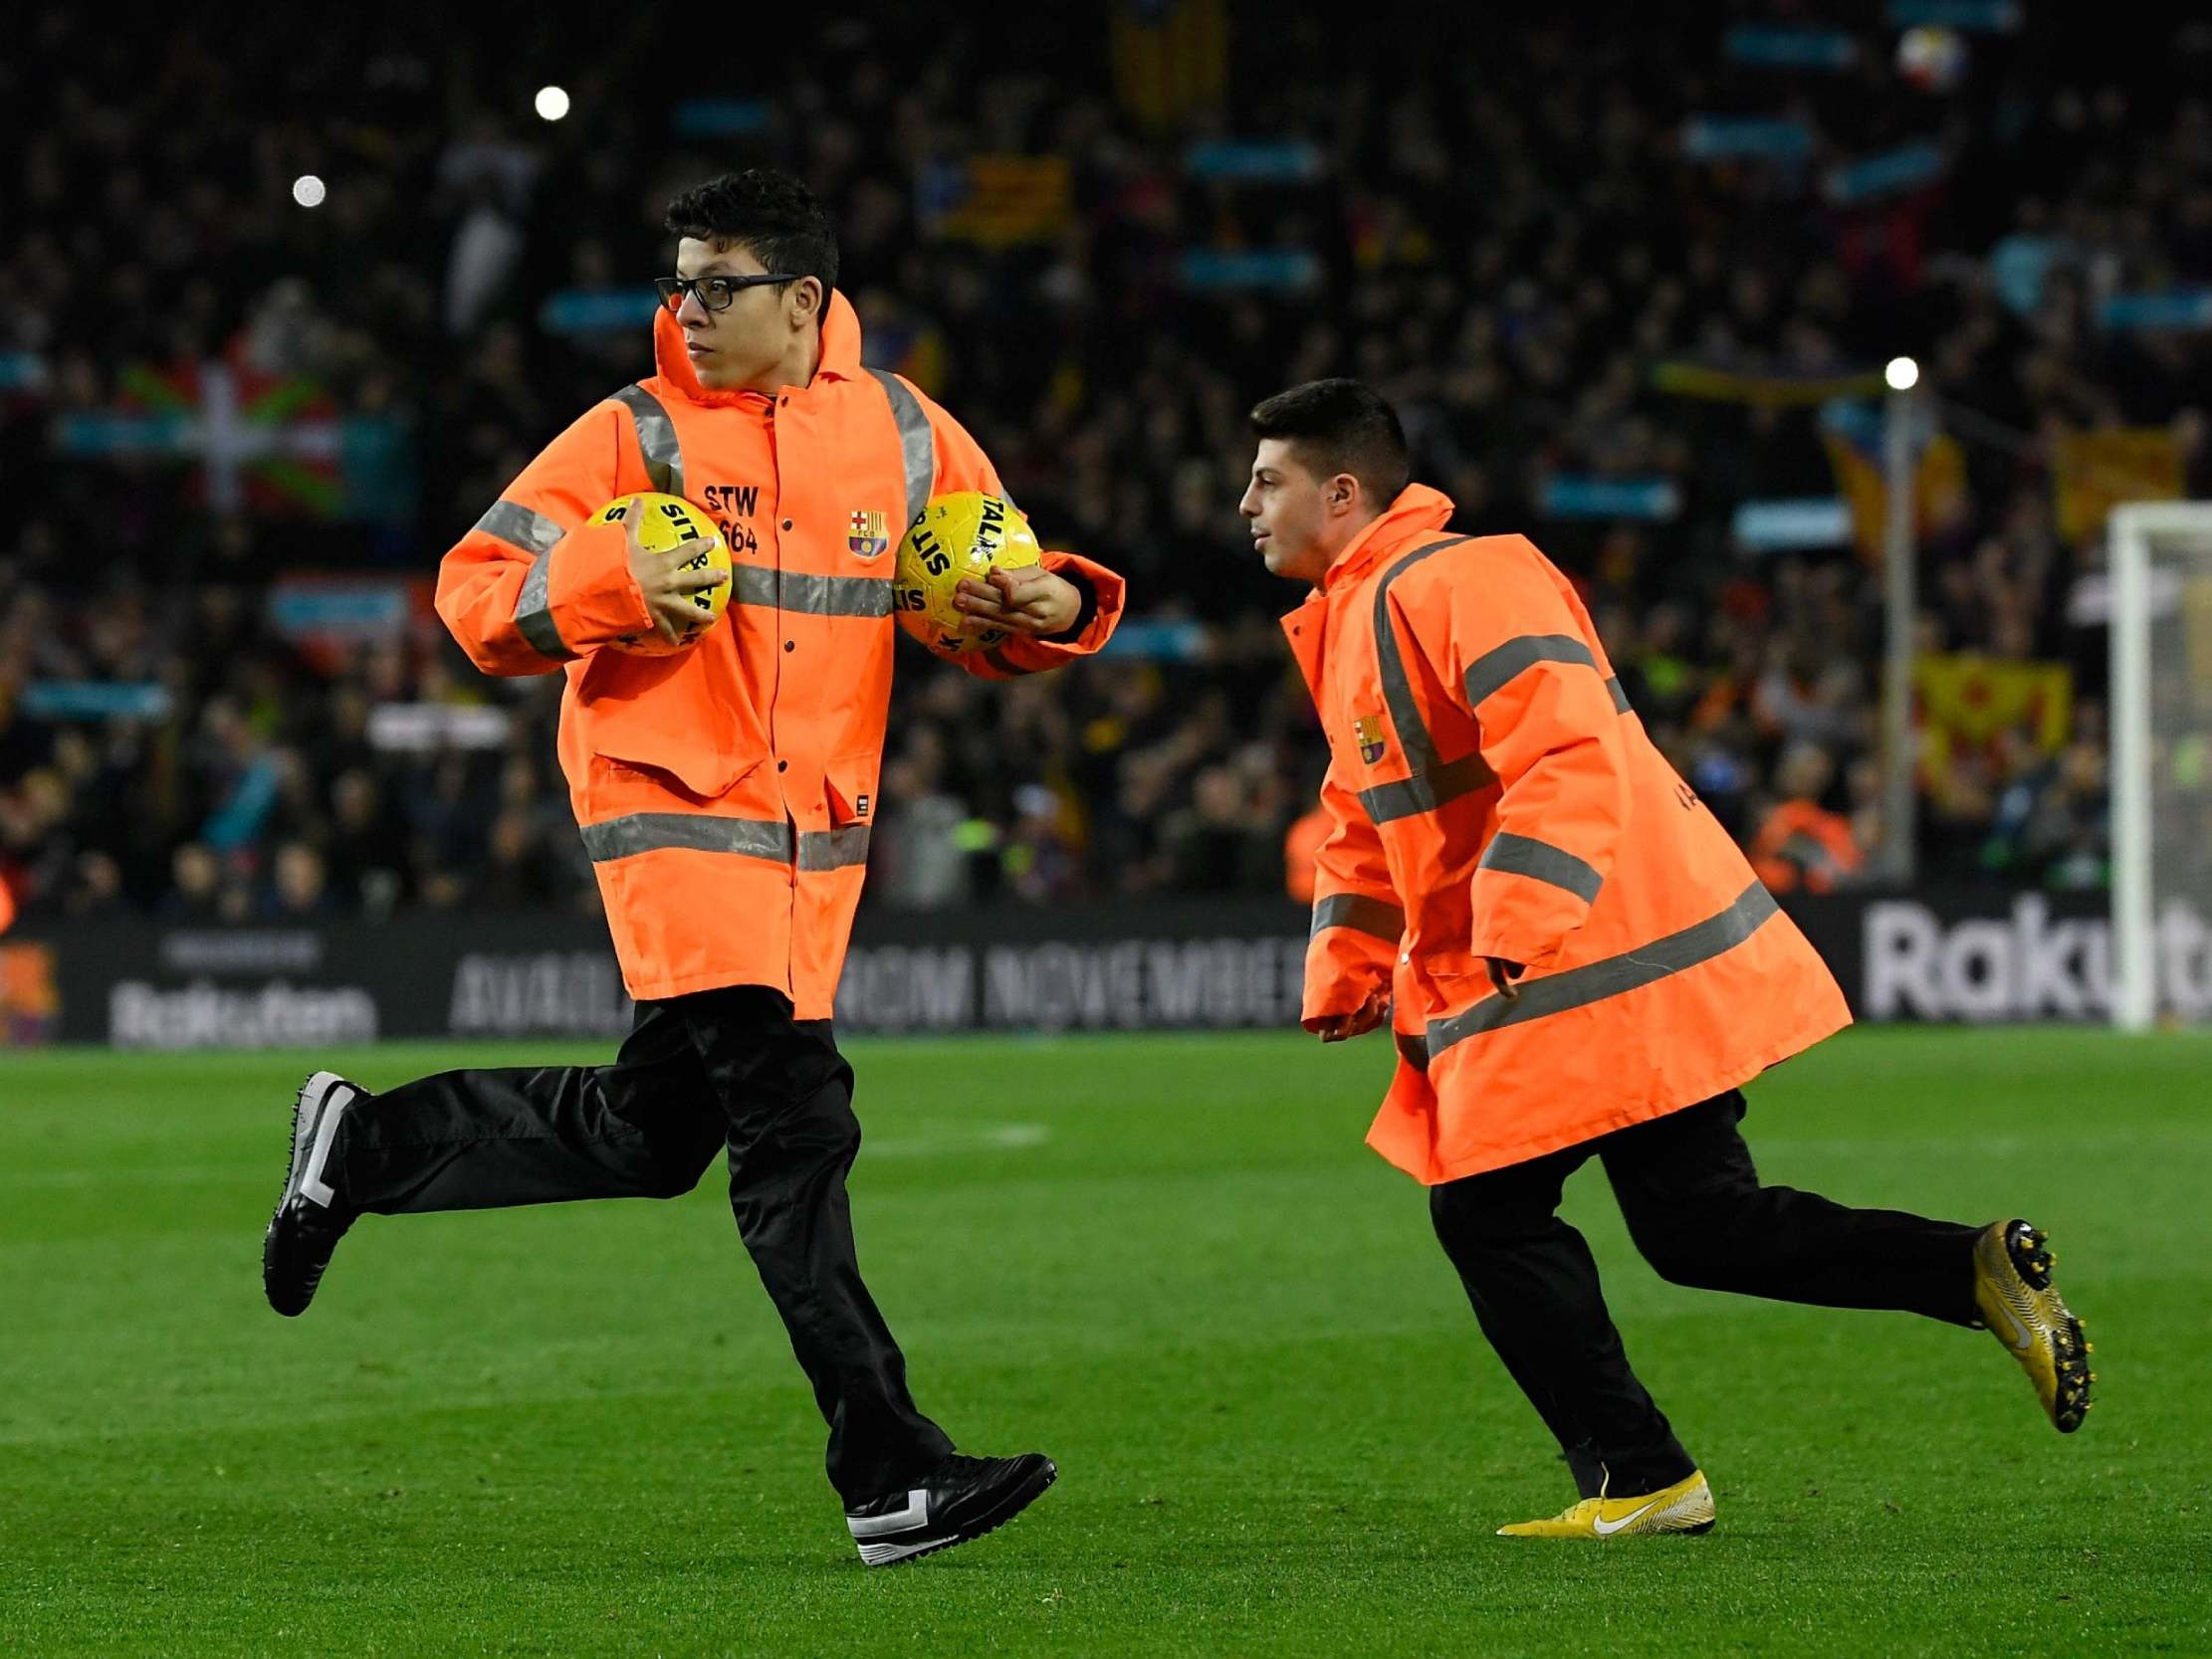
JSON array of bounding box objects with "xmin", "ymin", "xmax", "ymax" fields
[
  {"xmin": 934, "ymin": 157, "xmax": 1073, "ymax": 249},
  {"xmin": 2053, "ymin": 428, "xmax": 2182, "ymax": 543},
  {"xmin": 1914, "ymin": 654, "xmax": 2073, "ymax": 789},
  {"xmin": 1113, "ymin": 0, "xmax": 1227, "ymax": 131},
  {"xmin": 1825, "ymin": 429, "xmax": 1971, "ymax": 562}
]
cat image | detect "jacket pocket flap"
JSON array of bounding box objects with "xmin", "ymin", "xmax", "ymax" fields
[{"xmin": 825, "ymin": 753, "xmax": 879, "ymax": 827}]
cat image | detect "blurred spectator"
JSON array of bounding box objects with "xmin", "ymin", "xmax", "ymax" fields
[
  {"xmin": 2012, "ymin": 739, "xmax": 2110, "ymax": 892},
  {"xmin": 1160, "ymin": 764, "xmax": 1278, "ymax": 894},
  {"xmin": 268, "ymin": 841, "xmax": 333, "ymax": 919},
  {"xmin": 1751, "ymin": 744, "xmax": 1865, "ymax": 896},
  {"xmin": 325, "ymin": 769, "xmax": 409, "ymax": 916},
  {"xmin": 1002, "ymin": 784, "xmax": 1085, "ymax": 906},
  {"xmin": 878, "ymin": 730, "xmax": 976, "ymax": 909},
  {"xmin": 62, "ymin": 850, "xmax": 128, "ymax": 919},
  {"xmin": 1282, "ymin": 803, "xmax": 1329, "ymax": 906},
  {"xmin": 160, "ymin": 843, "xmax": 226, "ymax": 921}
]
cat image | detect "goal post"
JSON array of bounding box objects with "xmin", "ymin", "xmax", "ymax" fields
[{"xmin": 2108, "ymin": 501, "xmax": 2212, "ymax": 1031}]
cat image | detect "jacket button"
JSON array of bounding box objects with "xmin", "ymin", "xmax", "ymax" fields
[
  {"xmin": 781, "ymin": 518, "xmax": 792, "ymax": 530},
  {"xmin": 784, "ymin": 640, "xmax": 795, "ymax": 652},
  {"xmin": 777, "ymin": 760, "xmax": 788, "ymax": 772}
]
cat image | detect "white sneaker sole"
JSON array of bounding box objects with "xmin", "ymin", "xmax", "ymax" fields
[
  {"xmin": 849, "ymin": 1461, "xmax": 1057, "ymax": 1567},
  {"xmin": 856, "ymin": 1535, "xmax": 948, "ymax": 1567},
  {"xmin": 284, "ymin": 1070, "xmax": 356, "ymax": 1210}
]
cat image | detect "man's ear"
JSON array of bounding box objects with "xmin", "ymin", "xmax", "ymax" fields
[
  {"xmin": 1326, "ymin": 472, "xmax": 1361, "ymax": 517},
  {"xmin": 791, "ymin": 277, "xmax": 825, "ymax": 325}
]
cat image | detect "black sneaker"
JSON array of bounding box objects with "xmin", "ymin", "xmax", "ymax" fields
[
  {"xmin": 844, "ymin": 1452, "xmax": 1057, "ymax": 1566},
  {"xmin": 263, "ymin": 1070, "xmax": 363, "ymax": 1317}
]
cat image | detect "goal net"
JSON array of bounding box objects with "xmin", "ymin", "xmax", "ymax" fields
[{"xmin": 2109, "ymin": 503, "xmax": 2212, "ymax": 1030}]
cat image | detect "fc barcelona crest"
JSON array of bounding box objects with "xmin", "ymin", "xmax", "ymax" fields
[
  {"xmin": 848, "ymin": 509, "xmax": 890, "ymax": 559},
  {"xmin": 1353, "ymin": 714, "xmax": 1388, "ymax": 765}
]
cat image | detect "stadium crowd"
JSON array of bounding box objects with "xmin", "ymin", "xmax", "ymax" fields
[{"xmin": 4, "ymin": 5, "xmax": 2209, "ymax": 924}]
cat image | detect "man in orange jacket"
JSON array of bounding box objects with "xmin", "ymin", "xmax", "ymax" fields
[
  {"xmin": 263, "ymin": 171, "xmax": 1123, "ymax": 1565},
  {"xmin": 1751, "ymin": 742, "xmax": 1866, "ymax": 894},
  {"xmin": 1245, "ymin": 380, "xmax": 2093, "ymax": 1539}
]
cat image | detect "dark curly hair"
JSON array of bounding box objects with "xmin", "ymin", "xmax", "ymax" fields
[{"xmin": 664, "ymin": 169, "xmax": 839, "ymax": 295}]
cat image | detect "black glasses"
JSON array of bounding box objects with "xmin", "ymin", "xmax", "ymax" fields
[{"xmin": 654, "ymin": 273, "xmax": 800, "ymax": 313}]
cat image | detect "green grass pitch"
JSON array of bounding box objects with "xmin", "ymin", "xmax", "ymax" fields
[{"xmin": 2, "ymin": 1027, "xmax": 2207, "ymax": 1657}]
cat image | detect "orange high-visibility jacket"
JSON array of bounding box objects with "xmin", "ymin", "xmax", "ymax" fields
[
  {"xmin": 1282, "ymin": 805, "xmax": 1331, "ymax": 905},
  {"xmin": 1285, "ymin": 486, "xmax": 1850, "ymax": 1182},
  {"xmin": 1751, "ymin": 799, "xmax": 1864, "ymax": 894},
  {"xmin": 436, "ymin": 295, "xmax": 1124, "ymax": 1013}
]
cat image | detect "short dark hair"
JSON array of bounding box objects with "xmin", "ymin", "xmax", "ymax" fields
[
  {"xmin": 1248, "ymin": 378, "xmax": 1411, "ymax": 506},
  {"xmin": 664, "ymin": 169, "xmax": 839, "ymax": 295}
]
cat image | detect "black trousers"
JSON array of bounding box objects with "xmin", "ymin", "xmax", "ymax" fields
[
  {"xmin": 1429, "ymin": 1091, "xmax": 1982, "ymax": 1498},
  {"xmin": 328, "ymin": 983, "xmax": 953, "ymax": 1505}
]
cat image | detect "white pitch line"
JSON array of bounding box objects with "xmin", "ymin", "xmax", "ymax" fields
[{"xmin": 864, "ymin": 1123, "xmax": 1052, "ymax": 1159}]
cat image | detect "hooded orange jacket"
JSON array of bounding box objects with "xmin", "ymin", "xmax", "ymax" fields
[
  {"xmin": 435, "ymin": 295, "xmax": 1124, "ymax": 1013},
  {"xmin": 1286, "ymin": 486, "xmax": 1850, "ymax": 1182}
]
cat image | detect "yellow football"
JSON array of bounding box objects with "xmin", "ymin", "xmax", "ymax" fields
[
  {"xmin": 891, "ymin": 491, "xmax": 1042, "ymax": 658},
  {"xmin": 586, "ymin": 492, "xmax": 732, "ymax": 656}
]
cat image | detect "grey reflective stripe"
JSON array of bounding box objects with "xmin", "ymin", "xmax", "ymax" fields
[
  {"xmin": 579, "ymin": 813, "xmax": 871, "ymax": 872},
  {"xmin": 728, "ymin": 566, "xmax": 894, "ymax": 618},
  {"xmin": 1462, "ymin": 633, "xmax": 1598, "ymax": 710},
  {"xmin": 579, "ymin": 813, "xmax": 791, "ymax": 864},
  {"xmin": 1360, "ymin": 535, "xmax": 1484, "ymax": 825},
  {"xmin": 483, "ymin": 498, "xmax": 576, "ymax": 660},
  {"xmin": 1374, "ymin": 536, "xmax": 1476, "ymax": 775},
  {"xmin": 1424, "ymin": 881, "xmax": 1781, "ymax": 1059},
  {"xmin": 1357, "ymin": 753, "xmax": 1492, "ymax": 824},
  {"xmin": 797, "ymin": 825, "xmax": 872, "ymax": 871},
  {"xmin": 868, "ymin": 368, "xmax": 936, "ymax": 532},
  {"xmin": 1606, "ymin": 676, "xmax": 1631, "ymax": 715},
  {"xmin": 611, "ymin": 384, "xmax": 684, "ymax": 498},
  {"xmin": 779, "ymin": 572, "xmax": 893, "ymax": 618},
  {"xmin": 476, "ymin": 499, "xmax": 564, "ymax": 556},
  {"xmin": 514, "ymin": 552, "xmax": 574, "ymax": 661},
  {"xmin": 1310, "ymin": 893, "xmax": 1405, "ymax": 941},
  {"xmin": 1478, "ymin": 832, "xmax": 1604, "ymax": 905},
  {"xmin": 729, "ymin": 567, "xmax": 779, "ymax": 610}
]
